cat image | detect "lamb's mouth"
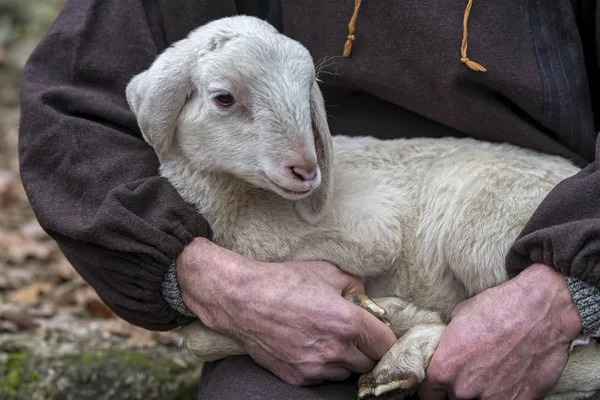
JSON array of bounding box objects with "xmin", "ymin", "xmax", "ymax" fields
[
  {"xmin": 271, "ymin": 181, "xmax": 312, "ymax": 196},
  {"xmin": 263, "ymin": 174, "xmax": 313, "ymax": 198},
  {"xmin": 277, "ymin": 185, "xmax": 311, "ymax": 195}
]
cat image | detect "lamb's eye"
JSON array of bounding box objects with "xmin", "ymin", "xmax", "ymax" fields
[{"xmin": 214, "ymin": 93, "xmax": 235, "ymax": 108}]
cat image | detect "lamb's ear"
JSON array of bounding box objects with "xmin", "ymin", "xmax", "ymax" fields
[
  {"xmin": 296, "ymin": 83, "xmax": 334, "ymax": 224},
  {"xmin": 126, "ymin": 33, "xmax": 234, "ymax": 160},
  {"xmin": 126, "ymin": 41, "xmax": 196, "ymax": 160}
]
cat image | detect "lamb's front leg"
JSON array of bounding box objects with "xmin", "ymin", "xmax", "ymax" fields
[
  {"xmin": 175, "ymin": 294, "xmax": 392, "ymax": 362},
  {"xmin": 357, "ymin": 297, "xmax": 446, "ymax": 399},
  {"xmin": 175, "ymin": 321, "xmax": 246, "ymax": 362}
]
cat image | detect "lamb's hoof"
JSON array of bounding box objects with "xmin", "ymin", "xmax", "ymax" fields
[
  {"xmin": 357, "ymin": 370, "xmax": 419, "ymax": 399},
  {"xmin": 345, "ymin": 294, "xmax": 391, "ymax": 327}
]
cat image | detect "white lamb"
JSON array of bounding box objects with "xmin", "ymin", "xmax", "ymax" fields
[{"xmin": 125, "ymin": 15, "xmax": 600, "ymax": 400}]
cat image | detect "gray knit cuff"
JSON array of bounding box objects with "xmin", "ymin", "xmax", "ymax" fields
[
  {"xmin": 161, "ymin": 262, "xmax": 196, "ymax": 318},
  {"xmin": 564, "ymin": 276, "xmax": 600, "ymax": 339}
]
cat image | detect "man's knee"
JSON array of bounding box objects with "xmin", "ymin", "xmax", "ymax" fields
[{"xmin": 198, "ymin": 355, "xmax": 358, "ymax": 400}]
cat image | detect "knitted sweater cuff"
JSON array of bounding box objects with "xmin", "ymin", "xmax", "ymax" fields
[
  {"xmin": 161, "ymin": 263, "xmax": 197, "ymax": 318},
  {"xmin": 564, "ymin": 276, "xmax": 600, "ymax": 347}
]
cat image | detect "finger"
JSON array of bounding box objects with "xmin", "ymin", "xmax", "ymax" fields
[
  {"xmin": 336, "ymin": 345, "xmax": 377, "ymax": 374},
  {"xmin": 355, "ymin": 311, "xmax": 397, "ymax": 360},
  {"xmin": 316, "ymin": 262, "xmax": 366, "ymax": 296},
  {"xmin": 333, "ymin": 269, "xmax": 365, "ymax": 297},
  {"xmin": 418, "ymin": 378, "xmax": 449, "ymax": 400},
  {"xmin": 339, "ymin": 275, "xmax": 365, "ymax": 297}
]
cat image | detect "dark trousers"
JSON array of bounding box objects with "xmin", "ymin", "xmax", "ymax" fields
[
  {"xmin": 198, "ymin": 356, "xmax": 417, "ymax": 400},
  {"xmin": 198, "ymin": 356, "xmax": 600, "ymax": 400},
  {"xmin": 197, "ymin": 356, "xmax": 360, "ymax": 400}
]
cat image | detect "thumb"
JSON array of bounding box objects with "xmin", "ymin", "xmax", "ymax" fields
[
  {"xmin": 355, "ymin": 310, "xmax": 397, "ymax": 360},
  {"xmin": 313, "ymin": 261, "xmax": 366, "ymax": 296}
]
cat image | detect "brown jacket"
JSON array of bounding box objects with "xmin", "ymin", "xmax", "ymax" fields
[{"xmin": 19, "ymin": 0, "xmax": 600, "ymax": 330}]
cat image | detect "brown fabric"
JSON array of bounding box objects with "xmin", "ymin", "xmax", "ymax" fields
[
  {"xmin": 18, "ymin": 0, "xmax": 600, "ymax": 332},
  {"xmin": 18, "ymin": 0, "xmax": 236, "ymax": 330},
  {"xmin": 589, "ymin": 391, "xmax": 600, "ymax": 400}
]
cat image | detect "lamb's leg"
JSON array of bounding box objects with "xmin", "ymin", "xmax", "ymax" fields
[
  {"xmin": 544, "ymin": 340, "xmax": 600, "ymax": 400},
  {"xmin": 176, "ymin": 294, "xmax": 392, "ymax": 362},
  {"xmin": 357, "ymin": 297, "xmax": 446, "ymax": 399},
  {"xmin": 175, "ymin": 320, "xmax": 246, "ymax": 362},
  {"xmin": 358, "ymin": 323, "xmax": 445, "ymax": 399}
]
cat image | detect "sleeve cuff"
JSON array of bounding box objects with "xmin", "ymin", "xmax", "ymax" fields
[
  {"xmin": 564, "ymin": 276, "xmax": 600, "ymax": 348},
  {"xmin": 161, "ymin": 262, "xmax": 197, "ymax": 318}
]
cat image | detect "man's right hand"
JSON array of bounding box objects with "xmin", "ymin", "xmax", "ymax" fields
[{"xmin": 176, "ymin": 237, "xmax": 397, "ymax": 385}]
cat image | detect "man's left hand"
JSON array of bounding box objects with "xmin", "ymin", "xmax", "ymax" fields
[{"xmin": 420, "ymin": 264, "xmax": 582, "ymax": 400}]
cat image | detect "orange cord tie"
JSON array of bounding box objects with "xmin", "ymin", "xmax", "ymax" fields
[
  {"xmin": 343, "ymin": 0, "xmax": 362, "ymax": 57},
  {"xmin": 461, "ymin": 0, "xmax": 486, "ymax": 72}
]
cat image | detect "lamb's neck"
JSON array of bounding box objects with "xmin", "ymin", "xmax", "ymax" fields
[{"xmin": 161, "ymin": 159, "xmax": 292, "ymax": 247}]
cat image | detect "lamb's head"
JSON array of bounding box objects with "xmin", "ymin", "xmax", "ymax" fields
[{"xmin": 126, "ymin": 16, "xmax": 332, "ymax": 223}]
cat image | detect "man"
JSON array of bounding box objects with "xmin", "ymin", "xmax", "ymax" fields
[{"xmin": 18, "ymin": 0, "xmax": 600, "ymax": 399}]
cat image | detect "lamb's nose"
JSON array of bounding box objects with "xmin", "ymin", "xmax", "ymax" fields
[{"xmin": 291, "ymin": 166, "xmax": 318, "ymax": 181}]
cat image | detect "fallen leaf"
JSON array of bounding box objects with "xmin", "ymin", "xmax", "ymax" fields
[
  {"xmin": 0, "ymin": 308, "xmax": 39, "ymax": 329},
  {"xmin": 9, "ymin": 281, "xmax": 55, "ymax": 305},
  {"xmin": 35, "ymin": 309, "xmax": 80, "ymax": 335},
  {"xmin": 0, "ymin": 321, "xmax": 18, "ymax": 333},
  {"xmin": 105, "ymin": 318, "xmax": 159, "ymax": 348},
  {"xmin": 104, "ymin": 318, "xmax": 133, "ymax": 337},
  {"xmin": 0, "ymin": 170, "xmax": 16, "ymax": 207},
  {"xmin": 52, "ymin": 276, "xmax": 86, "ymax": 307},
  {"xmin": 127, "ymin": 329, "xmax": 159, "ymax": 348},
  {"xmin": 0, "ymin": 267, "xmax": 33, "ymax": 289},
  {"xmin": 74, "ymin": 287, "xmax": 114, "ymax": 319},
  {"xmin": 51, "ymin": 257, "xmax": 78, "ymax": 281},
  {"xmin": 27, "ymin": 304, "xmax": 55, "ymax": 318},
  {"xmin": 19, "ymin": 219, "xmax": 49, "ymax": 241},
  {"xmin": 0, "ymin": 229, "xmax": 56, "ymax": 263}
]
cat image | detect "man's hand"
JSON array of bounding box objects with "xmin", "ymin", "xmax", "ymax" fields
[
  {"xmin": 420, "ymin": 264, "xmax": 582, "ymax": 400},
  {"xmin": 176, "ymin": 238, "xmax": 397, "ymax": 385}
]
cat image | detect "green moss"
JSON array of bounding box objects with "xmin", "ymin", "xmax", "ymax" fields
[
  {"xmin": 0, "ymin": 349, "xmax": 202, "ymax": 400},
  {"xmin": 5, "ymin": 369, "xmax": 21, "ymax": 390},
  {"xmin": 0, "ymin": 352, "xmax": 29, "ymax": 396},
  {"xmin": 123, "ymin": 351, "xmax": 164, "ymax": 369}
]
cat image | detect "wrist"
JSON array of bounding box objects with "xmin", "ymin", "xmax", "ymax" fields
[
  {"xmin": 175, "ymin": 237, "xmax": 252, "ymax": 331},
  {"xmin": 517, "ymin": 264, "xmax": 583, "ymax": 339}
]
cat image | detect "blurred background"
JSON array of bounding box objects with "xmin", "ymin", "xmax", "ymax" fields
[{"xmin": 0, "ymin": 1, "xmax": 202, "ymax": 398}]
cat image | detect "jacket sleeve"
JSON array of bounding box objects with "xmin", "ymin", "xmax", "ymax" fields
[
  {"xmin": 18, "ymin": 0, "xmax": 229, "ymax": 330},
  {"xmin": 505, "ymin": 133, "xmax": 600, "ymax": 288},
  {"xmin": 506, "ymin": 1, "xmax": 600, "ymax": 289}
]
